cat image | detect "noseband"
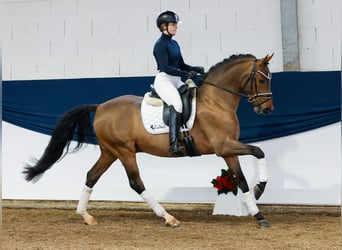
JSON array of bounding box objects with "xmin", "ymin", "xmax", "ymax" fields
[{"xmin": 202, "ymin": 59, "xmax": 272, "ymax": 107}]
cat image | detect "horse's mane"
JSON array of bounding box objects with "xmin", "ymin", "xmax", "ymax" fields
[{"xmin": 201, "ymin": 54, "xmax": 256, "ymax": 82}]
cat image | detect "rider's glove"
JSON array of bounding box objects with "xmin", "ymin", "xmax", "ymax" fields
[
  {"xmin": 187, "ymin": 71, "xmax": 198, "ymax": 79},
  {"xmin": 194, "ymin": 67, "xmax": 205, "ymax": 74}
]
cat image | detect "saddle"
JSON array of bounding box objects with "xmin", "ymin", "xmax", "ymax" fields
[
  {"xmin": 141, "ymin": 79, "xmax": 200, "ymax": 156},
  {"xmin": 147, "ymin": 80, "xmax": 196, "ymax": 126}
]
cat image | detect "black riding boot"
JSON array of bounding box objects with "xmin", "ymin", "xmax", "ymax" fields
[{"xmin": 169, "ymin": 105, "xmax": 184, "ymax": 156}]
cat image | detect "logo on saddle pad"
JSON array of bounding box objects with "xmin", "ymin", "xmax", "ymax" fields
[{"xmin": 141, "ymin": 80, "xmax": 197, "ymax": 135}]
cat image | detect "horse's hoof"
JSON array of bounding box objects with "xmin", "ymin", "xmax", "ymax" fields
[
  {"xmin": 163, "ymin": 212, "xmax": 180, "ymax": 227},
  {"xmin": 253, "ymin": 185, "xmax": 262, "ymax": 200},
  {"xmin": 257, "ymin": 219, "xmax": 270, "ymax": 228},
  {"xmin": 165, "ymin": 219, "xmax": 180, "ymax": 228},
  {"xmin": 84, "ymin": 215, "xmax": 98, "ymax": 225}
]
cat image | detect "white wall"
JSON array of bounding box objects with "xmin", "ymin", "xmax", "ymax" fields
[
  {"xmin": 297, "ymin": 0, "xmax": 341, "ymax": 71},
  {"xmin": 3, "ymin": 0, "xmax": 341, "ymax": 81},
  {"xmin": 1, "ymin": 0, "xmax": 342, "ymax": 80},
  {"xmin": 2, "ymin": 121, "xmax": 341, "ymax": 205},
  {"xmin": 2, "ymin": 0, "xmax": 284, "ymax": 80}
]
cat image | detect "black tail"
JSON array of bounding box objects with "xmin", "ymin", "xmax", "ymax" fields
[{"xmin": 23, "ymin": 104, "xmax": 98, "ymax": 182}]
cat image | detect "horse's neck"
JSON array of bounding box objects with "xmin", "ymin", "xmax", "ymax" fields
[
  {"xmin": 198, "ymin": 66, "xmax": 244, "ymax": 112},
  {"xmin": 197, "ymin": 81, "xmax": 241, "ymax": 113}
]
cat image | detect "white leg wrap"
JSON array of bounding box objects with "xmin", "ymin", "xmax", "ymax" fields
[
  {"xmin": 243, "ymin": 191, "xmax": 259, "ymax": 216},
  {"xmin": 258, "ymin": 158, "xmax": 268, "ymax": 182},
  {"xmin": 140, "ymin": 190, "xmax": 166, "ymax": 217},
  {"xmin": 76, "ymin": 185, "xmax": 93, "ymax": 215}
]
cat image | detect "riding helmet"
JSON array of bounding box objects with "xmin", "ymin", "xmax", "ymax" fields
[{"xmin": 156, "ymin": 10, "xmax": 180, "ymax": 30}]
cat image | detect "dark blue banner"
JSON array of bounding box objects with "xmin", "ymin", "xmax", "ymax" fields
[{"xmin": 3, "ymin": 71, "xmax": 341, "ymax": 143}]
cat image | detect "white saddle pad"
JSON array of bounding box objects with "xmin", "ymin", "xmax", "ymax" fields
[{"xmin": 141, "ymin": 94, "xmax": 196, "ymax": 135}]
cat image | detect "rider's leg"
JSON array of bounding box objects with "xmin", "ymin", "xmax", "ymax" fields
[
  {"xmin": 168, "ymin": 105, "xmax": 184, "ymax": 156},
  {"xmin": 153, "ymin": 73, "xmax": 184, "ymax": 111},
  {"xmin": 154, "ymin": 73, "xmax": 184, "ymax": 156}
]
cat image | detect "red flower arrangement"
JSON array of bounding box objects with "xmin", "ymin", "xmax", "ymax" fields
[{"xmin": 211, "ymin": 168, "xmax": 238, "ymax": 195}]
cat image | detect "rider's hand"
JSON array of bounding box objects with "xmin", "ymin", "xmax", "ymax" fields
[{"xmin": 187, "ymin": 71, "xmax": 198, "ymax": 79}]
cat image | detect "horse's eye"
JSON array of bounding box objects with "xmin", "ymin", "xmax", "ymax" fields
[{"xmin": 259, "ymin": 79, "xmax": 265, "ymax": 84}]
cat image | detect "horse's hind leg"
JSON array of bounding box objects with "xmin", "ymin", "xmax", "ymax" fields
[
  {"xmin": 120, "ymin": 152, "xmax": 180, "ymax": 227},
  {"xmin": 224, "ymin": 156, "xmax": 270, "ymax": 228},
  {"xmin": 76, "ymin": 152, "xmax": 117, "ymax": 225}
]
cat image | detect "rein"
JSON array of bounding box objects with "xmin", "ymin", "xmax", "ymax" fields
[{"xmin": 201, "ymin": 59, "xmax": 272, "ymax": 104}]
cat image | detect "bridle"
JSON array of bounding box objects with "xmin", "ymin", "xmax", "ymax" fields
[{"xmin": 201, "ymin": 59, "xmax": 272, "ymax": 106}]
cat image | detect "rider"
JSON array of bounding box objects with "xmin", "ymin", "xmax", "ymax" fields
[{"xmin": 153, "ymin": 10, "xmax": 204, "ymax": 156}]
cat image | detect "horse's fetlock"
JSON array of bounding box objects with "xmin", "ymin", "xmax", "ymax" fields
[{"xmin": 254, "ymin": 212, "xmax": 265, "ymax": 221}]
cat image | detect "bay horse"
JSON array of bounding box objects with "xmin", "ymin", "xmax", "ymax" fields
[{"xmin": 23, "ymin": 53, "xmax": 274, "ymax": 228}]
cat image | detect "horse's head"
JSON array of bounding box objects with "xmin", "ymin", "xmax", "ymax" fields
[
  {"xmin": 201, "ymin": 53, "xmax": 274, "ymax": 115},
  {"xmin": 242, "ymin": 54, "xmax": 274, "ymax": 114}
]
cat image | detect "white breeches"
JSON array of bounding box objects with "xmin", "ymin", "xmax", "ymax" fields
[{"xmin": 154, "ymin": 72, "xmax": 184, "ymax": 113}]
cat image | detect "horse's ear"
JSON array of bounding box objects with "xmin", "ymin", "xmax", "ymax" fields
[{"xmin": 262, "ymin": 53, "xmax": 274, "ymax": 65}]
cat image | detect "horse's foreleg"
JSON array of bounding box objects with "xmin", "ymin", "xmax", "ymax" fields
[
  {"xmin": 77, "ymin": 153, "xmax": 116, "ymax": 225},
  {"xmin": 122, "ymin": 155, "xmax": 180, "ymax": 227},
  {"xmin": 224, "ymin": 156, "xmax": 270, "ymax": 228},
  {"xmin": 219, "ymin": 141, "xmax": 268, "ymax": 199},
  {"xmin": 140, "ymin": 190, "xmax": 180, "ymax": 227},
  {"xmin": 253, "ymin": 158, "xmax": 268, "ymax": 200}
]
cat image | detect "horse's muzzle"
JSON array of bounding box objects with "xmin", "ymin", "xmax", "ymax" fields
[
  {"xmin": 253, "ymin": 100, "xmax": 274, "ymax": 114},
  {"xmin": 260, "ymin": 106, "xmax": 274, "ymax": 114}
]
